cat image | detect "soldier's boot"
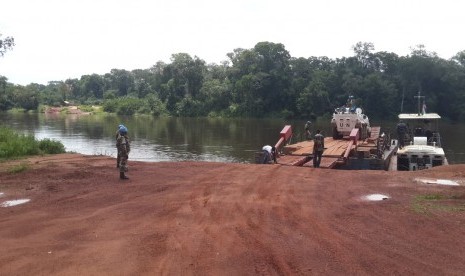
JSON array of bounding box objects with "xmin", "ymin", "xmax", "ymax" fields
[{"xmin": 120, "ymin": 172, "xmax": 129, "ymax": 180}]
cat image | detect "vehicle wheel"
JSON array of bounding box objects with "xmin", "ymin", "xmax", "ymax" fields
[
  {"xmin": 332, "ymin": 126, "xmax": 339, "ymax": 139},
  {"xmin": 361, "ymin": 125, "xmax": 368, "ymax": 139}
]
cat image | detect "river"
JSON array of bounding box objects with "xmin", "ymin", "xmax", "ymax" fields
[{"xmin": 1, "ymin": 112, "xmax": 464, "ymax": 164}]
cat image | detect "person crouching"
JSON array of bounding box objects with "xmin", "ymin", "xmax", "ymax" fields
[{"xmin": 262, "ymin": 145, "xmax": 277, "ymax": 164}]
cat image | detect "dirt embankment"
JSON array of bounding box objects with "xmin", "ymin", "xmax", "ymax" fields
[
  {"xmin": 1, "ymin": 154, "xmax": 465, "ymax": 275},
  {"xmin": 45, "ymin": 106, "xmax": 91, "ymax": 115}
]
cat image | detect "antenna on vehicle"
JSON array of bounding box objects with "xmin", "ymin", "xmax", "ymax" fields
[
  {"xmin": 414, "ymin": 90, "xmax": 425, "ymax": 116},
  {"xmin": 400, "ymin": 88, "xmax": 405, "ymax": 113}
]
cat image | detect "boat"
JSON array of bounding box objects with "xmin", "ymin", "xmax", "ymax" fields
[
  {"xmin": 260, "ymin": 96, "xmax": 395, "ymax": 170},
  {"xmin": 393, "ymin": 92, "xmax": 447, "ymax": 171}
]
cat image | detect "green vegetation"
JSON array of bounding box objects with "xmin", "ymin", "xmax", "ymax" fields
[
  {"xmin": 0, "ymin": 126, "xmax": 65, "ymax": 160},
  {"xmin": 1, "ymin": 41, "xmax": 465, "ymax": 120},
  {"xmin": 7, "ymin": 162, "xmax": 30, "ymax": 174},
  {"xmin": 412, "ymin": 193, "xmax": 465, "ymax": 214},
  {"xmin": 0, "ymin": 33, "xmax": 15, "ymax": 57},
  {"xmin": 38, "ymin": 138, "xmax": 66, "ymax": 154},
  {"xmin": 78, "ymin": 105, "xmax": 96, "ymax": 113}
]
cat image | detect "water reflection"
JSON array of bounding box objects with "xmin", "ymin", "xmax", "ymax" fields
[
  {"xmin": 1, "ymin": 113, "xmax": 303, "ymax": 163},
  {"xmin": 1, "ymin": 112, "xmax": 464, "ymax": 164}
]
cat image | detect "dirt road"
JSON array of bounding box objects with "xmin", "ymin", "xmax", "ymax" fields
[{"xmin": 1, "ymin": 154, "xmax": 464, "ymax": 275}]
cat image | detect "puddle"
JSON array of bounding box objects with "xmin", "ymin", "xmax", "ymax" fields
[
  {"xmin": 1, "ymin": 199, "xmax": 31, "ymax": 207},
  {"xmin": 363, "ymin": 194, "xmax": 390, "ymax": 201},
  {"xmin": 415, "ymin": 178, "xmax": 459, "ymax": 186}
]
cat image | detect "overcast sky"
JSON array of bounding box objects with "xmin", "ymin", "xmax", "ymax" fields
[{"xmin": 1, "ymin": 0, "xmax": 463, "ymax": 85}]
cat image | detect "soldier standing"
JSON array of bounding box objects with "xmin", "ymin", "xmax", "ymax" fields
[
  {"xmin": 115, "ymin": 124, "xmax": 124, "ymax": 168},
  {"xmin": 116, "ymin": 125, "xmax": 130, "ymax": 180},
  {"xmin": 397, "ymin": 121, "xmax": 407, "ymax": 149},
  {"xmin": 304, "ymin": 121, "xmax": 312, "ymax": 140},
  {"xmin": 313, "ymin": 130, "xmax": 325, "ymax": 168}
]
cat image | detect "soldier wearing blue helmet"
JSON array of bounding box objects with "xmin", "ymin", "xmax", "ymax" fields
[
  {"xmin": 115, "ymin": 124, "xmax": 124, "ymax": 168},
  {"xmin": 116, "ymin": 125, "xmax": 130, "ymax": 180}
]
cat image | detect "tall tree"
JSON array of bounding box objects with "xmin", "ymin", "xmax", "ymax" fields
[
  {"xmin": 108, "ymin": 69, "xmax": 135, "ymax": 97},
  {"xmin": 80, "ymin": 74, "xmax": 105, "ymax": 99},
  {"xmin": 352, "ymin": 42, "xmax": 380, "ymax": 73},
  {"xmin": 65, "ymin": 78, "xmax": 81, "ymax": 100},
  {"xmin": 253, "ymin": 42, "xmax": 292, "ymax": 113},
  {"xmin": 0, "ymin": 33, "xmax": 15, "ymax": 57},
  {"xmin": 452, "ymin": 50, "xmax": 465, "ymax": 67},
  {"xmin": 12, "ymin": 85, "xmax": 39, "ymax": 110},
  {"xmin": 0, "ymin": 76, "xmax": 13, "ymax": 110},
  {"xmin": 227, "ymin": 42, "xmax": 291, "ymax": 116},
  {"xmin": 168, "ymin": 53, "xmax": 206, "ymax": 99}
]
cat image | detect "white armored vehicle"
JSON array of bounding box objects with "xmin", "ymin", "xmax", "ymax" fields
[{"xmin": 331, "ymin": 97, "xmax": 371, "ymax": 140}]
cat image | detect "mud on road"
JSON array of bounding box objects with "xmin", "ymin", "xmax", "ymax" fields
[{"xmin": 1, "ymin": 154, "xmax": 465, "ymax": 275}]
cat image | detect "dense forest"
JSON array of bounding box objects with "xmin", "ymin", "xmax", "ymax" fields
[{"xmin": 1, "ymin": 41, "xmax": 465, "ymax": 121}]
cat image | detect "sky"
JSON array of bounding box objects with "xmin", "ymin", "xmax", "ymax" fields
[{"xmin": 0, "ymin": 0, "xmax": 464, "ymax": 85}]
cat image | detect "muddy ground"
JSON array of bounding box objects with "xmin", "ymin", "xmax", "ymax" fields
[{"xmin": 1, "ymin": 153, "xmax": 465, "ymax": 275}]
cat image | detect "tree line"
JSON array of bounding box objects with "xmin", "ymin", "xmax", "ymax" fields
[{"xmin": 1, "ymin": 41, "xmax": 465, "ymax": 121}]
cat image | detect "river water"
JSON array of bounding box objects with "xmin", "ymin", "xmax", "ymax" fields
[{"xmin": 1, "ymin": 112, "xmax": 464, "ymax": 164}]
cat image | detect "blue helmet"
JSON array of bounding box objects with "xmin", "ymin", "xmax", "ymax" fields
[{"xmin": 119, "ymin": 125, "xmax": 128, "ymax": 134}]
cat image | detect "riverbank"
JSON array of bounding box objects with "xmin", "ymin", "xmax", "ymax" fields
[
  {"xmin": 1, "ymin": 153, "xmax": 465, "ymax": 275},
  {"xmin": 44, "ymin": 105, "xmax": 100, "ymax": 115}
]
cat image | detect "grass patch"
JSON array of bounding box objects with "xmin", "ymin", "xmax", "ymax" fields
[
  {"xmin": 412, "ymin": 193, "xmax": 465, "ymax": 214},
  {"xmin": 7, "ymin": 108, "xmax": 27, "ymax": 113},
  {"xmin": 7, "ymin": 162, "xmax": 30, "ymax": 174},
  {"xmin": 418, "ymin": 194, "xmax": 444, "ymax": 200},
  {"xmin": 78, "ymin": 105, "xmax": 94, "ymax": 112},
  {"xmin": 0, "ymin": 126, "xmax": 66, "ymax": 159}
]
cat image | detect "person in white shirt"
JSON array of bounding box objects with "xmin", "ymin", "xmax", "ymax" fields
[{"xmin": 262, "ymin": 145, "xmax": 277, "ymax": 164}]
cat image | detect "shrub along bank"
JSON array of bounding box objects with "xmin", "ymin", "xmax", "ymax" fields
[{"xmin": 0, "ymin": 126, "xmax": 65, "ymax": 160}]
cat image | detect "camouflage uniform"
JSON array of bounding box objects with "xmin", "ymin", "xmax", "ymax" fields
[
  {"xmin": 115, "ymin": 130, "xmax": 121, "ymax": 167},
  {"xmin": 304, "ymin": 121, "xmax": 312, "ymax": 140},
  {"xmin": 116, "ymin": 133, "xmax": 130, "ymax": 179},
  {"xmin": 313, "ymin": 132, "xmax": 325, "ymax": 168},
  {"xmin": 397, "ymin": 122, "xmax": 407, "ymax": 149}
]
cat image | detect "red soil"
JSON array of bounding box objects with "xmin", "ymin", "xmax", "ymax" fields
[{"xmin": 1, "ymin": 154, "xmax": 464, "ymax": 275}]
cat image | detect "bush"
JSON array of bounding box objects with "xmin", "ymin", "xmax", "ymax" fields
[
  {"xmin": 83, "ymin": 97, "xmax": 102, "ymax": 106},
  {"xmin": 117, "ymin": 98, "xmax": 143, "ymax": 115},
  {"xmin": 103, "ymin": 90, "xmax": 117, "ymax": 100},
  {"xmin": 103, "ymin": 99, "xmax": 118, "ymax": 113},
  {"xmin": 137, "ymin": 103, "xmax": 152, "ymax": 114},
  {"xmin": 279, "ymin": 109, "xmax": 295, "ymax": 119},
  {"xmin": 103, "ymin": 97, "xmax": 145, "ymax": 115},
  {"xmin": 145, "ymin": 94, "xmax": 168, "ymax": 116},
  {"xmin": 0, "ymin": 127, "xmax": 38, "ymax": 158},
  {"xmin": 38, "ymin": 139, "xmax": 66, "ymax": 154},
  {"xmin": 37, "ymin": 104, "xmax": 48, "ymax": 113},
  {"xmin": 175, "ymin": 98, "xmax": 206, "ymax": 117},
  {"xmin": 0, "ymin": 126, "xmax": 66, "ymax": 159}
]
